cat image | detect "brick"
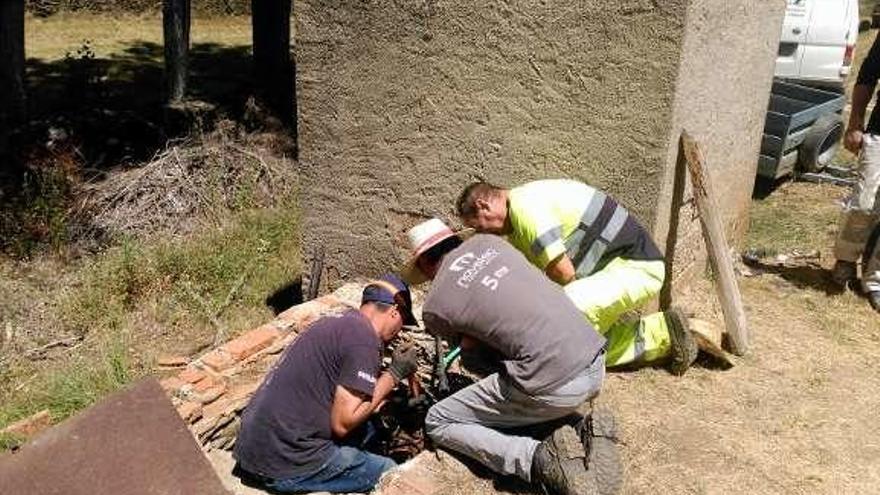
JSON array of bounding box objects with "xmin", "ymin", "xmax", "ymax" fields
[
  {"xmin": 192, "ymin": 384, "xmax": 227, "ymax": 405},
  {"xmin": 200, "ymin": 350, "xmax": 235, "ymax": 372},
  {"xmin": 222, "ymin": 324, "xmax": 281, "ymax": 361},
  {"xmin": 176, "ymin": 401, "xmax": 203, "ymax": 423},
  {"xmin": 276, "ymin": 295, "xmax": 342, "ymax": 329},
  {"xmin": 202, "ymin": 382, "xmax": 259, "ymax": 419},
  {"xmin": 178, "ymin": 367, "xmax": 208, "ymax": 384},
  {"xmin": 192, "ymin": 375, "xmax": 220, "ymax": 393},
  {"xmin": 160, "ymin": 376, "xmax": 187, "ymax": 393},
  {"xmin": 156, "ymin": 355, "xmax": 189, "ymax": 368},
  {"xmin": 1, "ymin": 410, "xmax": 53, "ymax": 438}
]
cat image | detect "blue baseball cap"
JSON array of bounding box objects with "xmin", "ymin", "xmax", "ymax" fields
[{"xmin": 361, "ymin": 274, "xmax": 418, "ymax": 327}]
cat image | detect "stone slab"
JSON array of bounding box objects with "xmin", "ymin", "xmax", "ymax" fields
[{"xmin": 0, "ymin": 379, "xmax": 229, "ymax": 495}]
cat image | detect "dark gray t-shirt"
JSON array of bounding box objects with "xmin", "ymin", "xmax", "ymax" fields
[
  {"xmin": 233, "ymin": 310, "xmax": 382, "ymax": 480},
  {"xmin": 422, "ymin": 234, "xmax": 606, "ymax": 394}
]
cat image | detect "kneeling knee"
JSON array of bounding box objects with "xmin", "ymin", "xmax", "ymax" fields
[{"xmin": 424, "ymin": 405, "xmax": 444, "ymax": 438}]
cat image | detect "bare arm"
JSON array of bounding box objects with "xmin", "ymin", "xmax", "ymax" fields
[
  {"xmin": 845, "ymin": 84, "xmax": 875, "ymax": 153},
  {"xmin": 545, "ymin": 253, "xmax": 576, "ymax": 285},
  {"xmin": 460, "ymin": 335, "xmax": 479, "ymax": 350},
  {"xmin": 329, "ymin": 372, "xmax": 397, "ymax": 439},
  {"xmin": 848, "ymin": 35, "xmax": 880, "ymax": 154}
]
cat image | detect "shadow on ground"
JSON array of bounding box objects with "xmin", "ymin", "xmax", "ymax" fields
[
  {"xmin": 1, "ymin": 40, "xmax": 258, "ymax": 255},
  {"xmin": 752, "ymin": 176, "xmax": 793, "ymax": 199},
  {"xmin": 23, "ymin": 40, "xmax": 254, "ymax": 171},
  {"xmin": 743, "ymin": 260, "xmax": 845, "ymax": 295},
  {"xmin": 265, "ymin": 277, "xmax": 304, "ymax": 315}
]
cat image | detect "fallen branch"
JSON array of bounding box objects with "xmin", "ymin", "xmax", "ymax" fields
[{"xmin": 24, "ymin": 336, "xmax": 83, "ymax": 360}]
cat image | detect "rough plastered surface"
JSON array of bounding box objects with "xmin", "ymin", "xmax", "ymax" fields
[
  {"xmin": 653, "ymin": 0, "xmax": 786, "ymax": 288},
  {"xmin": 295, "ymin": 0, "xmax": 785, "ymax": 287},
  {"xmin": 296, "ymin": 0, "xmax": 687, "ymax": 285}
]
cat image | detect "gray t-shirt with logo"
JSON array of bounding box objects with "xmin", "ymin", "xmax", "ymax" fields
[{"xmin": 422, "ymin": 234, "xmax": 606, "ymax": 394}]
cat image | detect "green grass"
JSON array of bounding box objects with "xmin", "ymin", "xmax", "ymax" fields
[
  {"xmin": 746, "ymin": 184, "xmax": 841, "ymax": 256},
  {"xmin": 0, "ymin": 201, "xmax": 301, "ymax": 436},
  {"xmin": 0, "ymin": 337, "xmax": 131, "ymax": 450},
  {"xmin": 25, "ymin": 12, "xmax": 252, "ymax": 61},
  {"xmin": 2, "ymin": 10, "xmax": 298, "ymax": 445},
  {"xmin": 62, "ymin": 202, "xmax": 300, "ymax": 335}
]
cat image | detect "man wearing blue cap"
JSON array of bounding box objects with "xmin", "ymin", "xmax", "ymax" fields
[{"xmin": 233, "ymin": 275, "xmax": 420, "ymax": 493}]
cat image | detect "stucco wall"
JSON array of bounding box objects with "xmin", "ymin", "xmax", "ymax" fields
[
  {"xmin": 296, "ymin": 0, "xmax": 784, "ymax": 286},
  {"xmin": 654, "ymin": 0, "xmax": 784, "ymax": 288}
]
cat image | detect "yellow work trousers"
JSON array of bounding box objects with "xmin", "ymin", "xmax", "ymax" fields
[{"xmin": 564, "ymin": 258, "xmax": 670, "ymax": 368}]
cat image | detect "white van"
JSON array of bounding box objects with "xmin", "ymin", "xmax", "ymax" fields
[{"xmin": 775, "ymin": 0, "xmax": 860, "ymax": 90}]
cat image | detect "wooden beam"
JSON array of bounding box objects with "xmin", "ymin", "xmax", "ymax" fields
[
  {"xmin": 252, "ymin": 0, "xmax": 295, "ymax": 128},
  {"xmin": 0, "ymin": 0, "xmax": 26, "ymax": 171},
  {"xmin": 681, "ymin": 131, "xmax": 750, "ymax": 355},
  {"xmin": 163, "ymin": 0, "xmax": 191, "ymax": 103}
]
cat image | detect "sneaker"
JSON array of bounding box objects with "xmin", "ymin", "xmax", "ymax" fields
[
  {"xmin": 575, "ymin": 409, "xmax": 623, "ymax": 495},
  {"xmin": 831, "ymin": 260, "xmax": 858, "ymax": 287},
  {"xmin": 665, "ymin": 307, "xmax": 698, "ymax": 376},
  {"xmin": 531, "ymin": 424, "xmax": 594, "ymax": 495},
  {"xmin": 868, "ymin": 291, "xmax": 880, "ymax": 313}
]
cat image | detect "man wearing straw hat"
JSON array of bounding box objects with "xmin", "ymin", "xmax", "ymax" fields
[{"xmin": 403, "ymin": 218, "xmax": 622, "ymax": 495}]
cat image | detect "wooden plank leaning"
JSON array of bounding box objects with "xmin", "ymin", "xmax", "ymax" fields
[{"xmin": 680, "ymin": 131, "xmax": 750, "ymax": 355}]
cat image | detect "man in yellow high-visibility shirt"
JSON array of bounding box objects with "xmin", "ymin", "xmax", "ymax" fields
[{"xmin": 456, "ymin": 179, "xmax": 697, "ymax": 374}]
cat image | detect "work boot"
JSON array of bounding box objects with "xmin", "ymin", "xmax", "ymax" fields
[
  {"xmin": 531, "ymin": 424, "xmax": 595, "ymax": 495},
  {"xmin": 868, "ymin": 291, "xmax": 880, "ymax": 313},
  {"xmin": 665, "ymin": 307, "xmax": 698, "ymax": 376},
  {"xmin": 574, "ymin": 408, "xmax": 623, "ymax": 495},
  {"xmin": 831, "ymin": 260, "xmax": 858, "ymax": 287}
]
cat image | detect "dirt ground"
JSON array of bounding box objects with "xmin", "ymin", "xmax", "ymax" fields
[
  {"xmin": 203, "ymin": 180, "xmax": 879, "ymax": 495},
  {"xmin": 425, "ymin": 181, "xmax": 880, "ymax": 495}
]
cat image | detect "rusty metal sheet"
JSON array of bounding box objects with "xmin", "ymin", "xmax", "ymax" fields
[{"xmin": 0, "ymin": 378, "xmax": 230, "ymax": 495}]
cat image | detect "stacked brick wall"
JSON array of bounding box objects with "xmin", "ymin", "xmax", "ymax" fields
[{"xmin": 160, "ymin": 292, "xmax": 350, "ymax": 450}]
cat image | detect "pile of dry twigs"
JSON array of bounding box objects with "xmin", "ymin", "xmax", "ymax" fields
[{"xmin": 75, "ymin": 124, "xmax": 296, "ymax": 242}]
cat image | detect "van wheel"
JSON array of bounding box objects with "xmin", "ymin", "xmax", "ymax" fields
[{"xmin": 798, "ymin": 113, "xmax": 843, "ymax": 173}]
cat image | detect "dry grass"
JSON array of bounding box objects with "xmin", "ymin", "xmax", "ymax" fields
[
  {"xmin": 747, "ymin": 182, "xmax": 844, "ymax": 255},
  {"xmin": 0, "ymin": 130, "xmax": 301, "ymax": 442},
  {"xmin": 77, "ymin": 122, "xmax": 297, "ymax": 242},
  {"xmin": 25, "ymin": 12, "xmax": 252, "ymax": 61},
  {"xmin": 438, "ymin": 183, "xmax": 879, "ymax": 495},
  {"xmin": 601, "ymin": 179, "xmax": 880, "ymax": 494},
  {"xmin": 1, "ymin": 12, "xmax": 286, "ymax": 441}
]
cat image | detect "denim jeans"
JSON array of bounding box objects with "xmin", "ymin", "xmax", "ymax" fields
[{"xmin": 265, "ymin": 446, "xmax": 396, "ymax": 493}]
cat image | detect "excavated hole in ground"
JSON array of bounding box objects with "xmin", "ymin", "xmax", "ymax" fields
[{"xmin": 370, "ymin": 372, "xmax": 476, "ymax": 462}]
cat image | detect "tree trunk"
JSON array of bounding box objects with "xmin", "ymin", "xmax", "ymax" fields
[
  {"xmin": 163, "ymin": 0, "xmax": 191, "ymax": 103},
  {"xmin": 0, "ymin": 0, "xmax": 26, "ymax": 173},
  {"xmin": 252, "ymin": 0, "xmax": 295, "ymax": 128}
]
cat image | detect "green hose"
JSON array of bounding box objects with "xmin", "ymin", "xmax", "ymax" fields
[{"xmin": 441, "ymin": 346, "xmax": 462, "ymax": 368}]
